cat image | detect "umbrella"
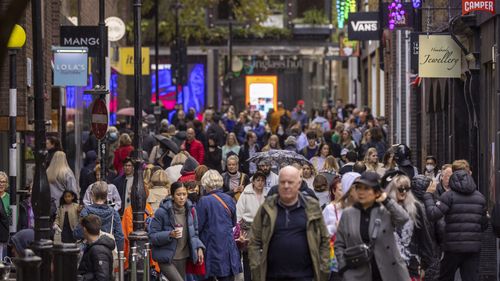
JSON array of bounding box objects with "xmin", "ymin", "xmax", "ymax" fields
[
  {"xmin": 154, "ymin": 135, "xmax": 180, "ymax": 154},
  {"xmin": 247, "ymin": 149, "xmax": 310, "ymax": 166},
  {"xmin": 116, "ymin": 107, "xmax": 147, "ymax": 117}
]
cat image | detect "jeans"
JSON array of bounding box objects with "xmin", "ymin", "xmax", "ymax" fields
[{"xmin": 439, "ymin": 252, "xmax": 480, "ymax": 281}]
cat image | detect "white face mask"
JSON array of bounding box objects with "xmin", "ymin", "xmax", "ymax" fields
[{"xmin": 426, "ymin": 164, "xmax": 435, "ymax": 172}]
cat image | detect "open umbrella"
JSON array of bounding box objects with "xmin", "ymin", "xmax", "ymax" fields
[
  {"xmin": 247, "ymin": 149, "xmax": 310, "ymax": 166},
  {"xmin": 154, "ymin": 135, "xmax": 180, "ymax": 154},
  {"xmin": 116, "ymin": 107, "xmax": 147, "ymax": 117}
]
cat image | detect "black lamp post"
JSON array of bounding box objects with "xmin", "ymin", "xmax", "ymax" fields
[
  {"xmin": 128, "ymin": 0, "xmax": 149, "ymax": 279},
  {"xmin": 30, "ymin": 0, "xmax": 53, "ymax": 280},
  {"xmin": 98, "ymin": 0, "xmax": 107, "ymax": 180},
  {"xmin": 154, "ymin": 0, "xmax": 160, "ymax": 129}
]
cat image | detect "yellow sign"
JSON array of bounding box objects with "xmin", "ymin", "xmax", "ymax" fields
[
  {"xmin": 8, "ymin": 24, "xmax": 26, "ymax": 49},
  {"xmin": 111, "ymin": 47, "xmax": 150, "ymax": 75},
  {"xmin": 419, "ymin": 35, "xmax": 461, "ymax": 78},
  {"xmin": 245, "ymin": 75, "xmax": 278, "ymax": 117}
]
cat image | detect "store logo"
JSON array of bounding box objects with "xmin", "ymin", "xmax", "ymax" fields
[
  {"xmin": 54, "ymin": 63, "xmax": 86, "ymax": 73},
  {"xmin": 351, "ymin": 20, "xmax": 378, "ymax": 32},
  {"xmin": 63, "ymin": 37, "xmax": 100, "ymax": 46},
  {"xmin": 347, "ymin": 12, "xmax": 380, "ymax": 41},
  {"xmin": 462, "ymin": 0, "xmax": 495, "ymax": 15}
]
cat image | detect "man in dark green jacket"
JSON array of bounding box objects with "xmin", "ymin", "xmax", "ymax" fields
[{"xmin": 248, "ymin": 166, "xmax": 330, "ymax": 281}]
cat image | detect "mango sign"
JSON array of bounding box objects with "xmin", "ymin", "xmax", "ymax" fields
[{"xmin": 462, "ymin": 0, "xmax": 495, "ymax": 15}]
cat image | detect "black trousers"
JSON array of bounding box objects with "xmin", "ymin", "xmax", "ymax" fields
[
  {"xmin": 242, "ymin": 250, "xmax": 251, "ymax": 281},
  {"xmin": 202, "ymin": 276, "xmax": 235, "ymax": 281},
  {"xmin": 439, "ymin": 252, "xmax": 480, "ymax": 281}
]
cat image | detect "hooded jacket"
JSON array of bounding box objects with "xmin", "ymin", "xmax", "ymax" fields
[
  {"xmin": 423, "ymin": 170, "xmax": 488, "ymax": 253},
  {"xmin": 78, "ymin": 235, "xmax": 115, "ymax": 281},
  {"xmin": 149, "ymin": 198, "xmax": 205, "ymax": 264},
  {"xmin": 178, "ymin": 157, "xmax": 199, "ymax": 183},
  {"xmin": 73, "ymin": 204, "xmax": 125, "ymax": 251}
]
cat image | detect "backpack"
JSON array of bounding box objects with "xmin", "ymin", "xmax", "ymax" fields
[
  {"xmin": 280, "ymin": 111, "xmax": 291, "ymax": 129},
  {"xmin": 99, "ymin": 213, "xmax": 119, "ymax": 269}
]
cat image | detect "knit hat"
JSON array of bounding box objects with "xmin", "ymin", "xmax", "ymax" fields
[
  {"xmin": 411, "ymin": 175, "xmax": 432, "ymax": 201},
  {"xmin": 9, "ymin": 229, "xmax": 34, "ymax": 257},
  {"xmin": 354, "ymin": 171, "xmax": 381, "ymax": 190},
  {"xmin": 180, "ymin": 156, "xmax": 199, "ymax": 175},
  {"xmin": 341, "ymin": 172, "xmax": 361, "ymax": 194}
]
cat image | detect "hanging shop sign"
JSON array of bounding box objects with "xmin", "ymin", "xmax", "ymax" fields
[
  {"xmin": 382, "ymin": 2, "xmax": 414, "ymax": 29},
  {"xmin": 418, "ymin": 35, "xmax": 461, "ymax": 78},
  {"xmin": 105, "ymin": 17, "xmax": 126, "ymax": 42},
  {"xmin": 347, "ymin": 12, "xmax": 380, "ymax": 41},
  {"xmin": 410, "ymin": 32, "xmax": 420, "ymax": 73},
  {"xmin": 462, "ymin": 0, "xmax": 495, "ymax": 15},
  {"xmin": 110, "ymin": 47, "xmax": 150, "ymax": 75},
  {"xmin": 60, "ymin": 26, "xmax": 108, "ymax": 57},
  {"xmin": 53, "ymin": 47, "xmax": 89, "ymax": 86}
]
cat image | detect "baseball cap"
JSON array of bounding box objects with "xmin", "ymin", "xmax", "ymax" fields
[
  {"xmin": 297, "ymin": 100, "xmax": 305, "ymax": 105},
  {"xmin": 354, "ymin": 171, "xmax": 381, "ymax": 189}
]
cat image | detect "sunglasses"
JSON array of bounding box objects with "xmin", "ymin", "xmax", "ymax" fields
[{"xmin": 397, "ymin": 187, "xmax": 411, "ymax": 193}]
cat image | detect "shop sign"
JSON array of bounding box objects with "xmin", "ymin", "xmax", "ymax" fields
[
  {"xmin": 111, "ymin": 47, "xmax": 150, "ymax": 75},
  {"xmin": 53, "ymin": 49, "xmax": 88, "ymax": 86},
  {"xmin": 418, "ymin": 35, "xmax": 461, "ymax": 78},
  {"xmin": 347, "ymin": 12, "xmax": 380, "ymax": 41},
  {"xmin": 462, "ymin": 0, "xmax": 495, "ymax": 15},
  {"xmin": 252, "ymin": 58, "xmax": 303, "ymax": 71},
  {"xmin": 60, "ymin": 26, "xmax": 108, "ymax": 56},
  {"xmin": 382, "ymin": 2, "xmax": 414, "ymax": 29}
]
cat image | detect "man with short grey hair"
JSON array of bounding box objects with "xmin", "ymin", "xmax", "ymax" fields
[{"xmin": 249, "ymin": 166, "xmax": 330, "ymax": 281}]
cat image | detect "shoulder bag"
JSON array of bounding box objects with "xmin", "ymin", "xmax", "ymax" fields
[{"xmin": 344, "ymin": 207, "xmax": 382, "ymax": 269}]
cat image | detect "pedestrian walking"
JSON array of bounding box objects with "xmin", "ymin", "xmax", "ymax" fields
[
  {"xmin": 423, "ymin": 161, "xmax": 488, "ymax": 281},
  {"xmin": 111, "ymin": 158, "xmax": 135, "ymax": 215},
  {"xmin": 166, "ymin": 152, "xmax": 188, "ymax": 183},
  {"xmin": 149, "ymin": 182, "xmax": 205, "ymax": 281},
  {"xmin": 83, "ymin": 165, "xmax": 122, "ymax": 212},
  {"xmin": 238, "ymin": 131, "xmax": 260, "ymax": 176},
  {"xmin": 54, "ymin": 190, "xmax": 80, "ymax": 243},
  {"xmin": 334, "ymin": 171, "xmax": 411, "ymax": 281},
  {"xmin": 17, "ymin": 186, "xmax": 34, "ymax": 231},
  {"xmin": 222, "ymin": 155, "xmax": 250, "ymax": 200},
  {"xmin": 0, "ymin": 172, "xmax": 9, "ymax": 260},
  {"xmin": 364, "ymin": 148, "xmax": 385, "ymax": 177},
  {"xmin": 423, "ymin": 156, "xmax": 440, "ymax": 181},
  {"xmin": 301, "ymin": 131, "xmax": 320, "ymax": 160},
  {"xmin": 147, "ymin": 169, "xmax": 171, "ymax": 212},
  {"xmin": 256, "ymin": 160, "xmax": 279, "ymax": 195},
  {"xmin": 113, "ymin": 133, "xmax": 134, "ymax": 174},
  {"xmin": 386, "ymin": 174, "xmax": 435, "ymax": 280},
  {"xmin": 74, "ymin": 181, "xmax": 125, "ymax": 251},
  {"xmin": 47, "ymin": 151, "xmax": 79, "ymax": 208},
  {"xmin": 196, "ymin": 170, "xmax": 242, "ymax": 281},
  {"xmin": 301, "ymin": 163, "xmax": 316, "ymax": 189},
  {"xmin": 310, "ymin": 143, "xmax": 331, "ymax": 172},
  {"xmin": 262, "ymin": 134, "xmax": 281, "ymax": 152},
  {"xmin": 248, "ymin": 166, "xmax": 330, "ymax": 281},
  {"xmin": 77, "ymin": 214, "xmax": 115, "ymax": 281},
  {"xmin": 182, "ymin": 128, "xmax": 205, "ymax": 165},
  {"xmin": 222, "ymin": 133, "xmax": 241, "ymax": 170},
  {"xmin": 205, "ymin": 135, "xmax": 223, "ymax": 172},
  {"xmin": 46, "ymin": 135, "xmax": 62, "ymax": 166}
]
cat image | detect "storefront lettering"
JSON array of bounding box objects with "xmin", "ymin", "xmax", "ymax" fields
[
  {"xmin": 420, "ymin": 47, "xmax": 459, "ymax": 70},
  {"xmin": 253, "ymin": 59, "xmax": 303, "ymax": 71}
]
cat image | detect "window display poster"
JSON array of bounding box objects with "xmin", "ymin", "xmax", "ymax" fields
[{"xmin": 245, "ymin": 75, "xmax": 278, "ymax": 117}]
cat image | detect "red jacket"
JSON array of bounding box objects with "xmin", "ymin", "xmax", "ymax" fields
[
  {"xmin": 183, "ymin": 139, "xmax": 205, "ymax": 164},
  {"xmin": 113, "ymin": 145, "xmax": 134, "ymax": 174}
]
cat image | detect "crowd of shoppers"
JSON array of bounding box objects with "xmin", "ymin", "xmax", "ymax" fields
[{"xmin": 0, "ymin": 99, "xmax": 494, "ymax": 281}]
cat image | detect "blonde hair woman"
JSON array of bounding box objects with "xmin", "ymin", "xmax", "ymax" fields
[
  {"xmin": 386, "ymin": 175, "xmax": 434, "ymax": 279},
  {"xmin": 197, "ymin": 170, "xmax": 241, "ymax": 280},
  {"xmin": 222, "ymin": 133, "xmax": 240, "ymax": 170},
  {"xmin": 147, "ymin": 170, "xmax": 171, "ymax": 211},
  {"xmin": 322, "ymin": 155, "xmax": 339, "ymax": 173},
  {"xmin": 47, "ymin": 151, "xmax": 78, "ymax": 208},
  {"xmin": 364, "ymin": 147, "xmax": 386, "ymax": 176},
  {"xmin": 262, "ymin": 134, "xmax": 280, "ymax": 152}
]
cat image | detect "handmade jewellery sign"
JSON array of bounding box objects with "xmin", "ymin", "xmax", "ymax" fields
[
  {"xmin": 347, "ymin": 12, "xmax": 380, "ymax": 41},
  {"xmin": 53, "ymin": 47, "xmax": 88, "ymax": 86},
  {"xmin": 418, "ymin": 35, "xmax": 461, "ymax": 78},
  {"xmin": 462, "ymin": 0, "xmax": 495, "ymax": 15}
]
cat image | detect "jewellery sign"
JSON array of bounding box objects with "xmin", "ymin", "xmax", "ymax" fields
[
  {"xmin": 347, "ymin": 12, "xmax": 380, "ymax": 41},
  {"xmin": 462, "ymin": 0, "xmax": 495, "ymax": 15},
  {"xmin": 418, "ymin": 35, "xmax": 461, "ymax": 78},
  {"xmin": 53, "ymin": 47, "xmax": 89, "ymax": 86}
]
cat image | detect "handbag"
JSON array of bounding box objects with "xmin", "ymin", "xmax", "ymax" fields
[
  {"xmin": 186, "ymin": 208, "xmax": 206, "ymax": 276},
  {"xmin": 344, "ymin": 208, "xmax": 382, "ymax": 269}
]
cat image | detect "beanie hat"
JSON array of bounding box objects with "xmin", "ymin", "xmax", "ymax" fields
[
  {"xmin": 411, "ymin": 175, "xmax": 432, "ymax": 201},
  {"xmin": 180, "ymin": 156, "xmax": 199, "ymax": 175},
  {"xmin": 341, "ymin": 172, "xmax": 361, "ymax": 194},
  {"xmin": 9, "ymin": 229, "xmax": 34, "ymax": 257}
]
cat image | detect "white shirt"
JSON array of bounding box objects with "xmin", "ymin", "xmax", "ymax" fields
[
  {"xmin": 236, "ymin": 184, "xmax": 265, "ymax": 223},
  {"xmin": 264, "ymin": 172, "xmax": 279, "ymax": 195},
  {"xmin": 124, "ymin": 175, "xmax": 134, "ymax": 210},
  {"xmin": 322, "ymin": 202, "xmax": 343, "ymax": 236}
]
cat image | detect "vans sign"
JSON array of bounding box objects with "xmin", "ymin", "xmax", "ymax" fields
[
  {"xmin": 347, "ymin": 12, "xmax": 380, "ymax": 41},
  {"xmin": 60, "ymin": 26, "xmax": 107, "ymax": 56}
]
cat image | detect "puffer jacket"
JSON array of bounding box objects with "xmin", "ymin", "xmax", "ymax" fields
[
  {"xmin": 149, "ymin": 198, "xmax": 205, "ymax": 264},
  {"xmin": 78, "ymin": 235, "xmax": 115, "ymax": 281},
  {"xmin": 423, "ymin": 170, "xmax": 488, "ymax": 253},
  {"xmin": 73, "ymin": 204, "xmax": 125, "ymax": 251},
  {"xmin": 248, "ymin": 194, "xmax": 330, "ymax": 281}
]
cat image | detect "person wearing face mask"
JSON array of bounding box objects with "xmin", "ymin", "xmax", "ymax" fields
[
  {"xmin": 205, "ymin": 135, "xmax": 223, "ymax": 173},
  {"xmin": 424, "ymin": 156, "xmax": 440, "ymax": 181},
  {"xmin": 222, "ymin": 155, "xmax": 250, "ymax": 201}
]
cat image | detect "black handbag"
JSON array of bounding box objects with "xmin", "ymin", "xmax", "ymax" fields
[{"xmin": 344, "ymin": 209, "xmax": 382, "ymax": 269}]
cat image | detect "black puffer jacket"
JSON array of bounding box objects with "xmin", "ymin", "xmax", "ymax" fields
[
  {"xmin": 78, "ymin": 235, "xmax": 115, "ymax": 281},
  {"xmin": 423, "ymin": 170, "xmax": 488, "ymax": 253}
]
